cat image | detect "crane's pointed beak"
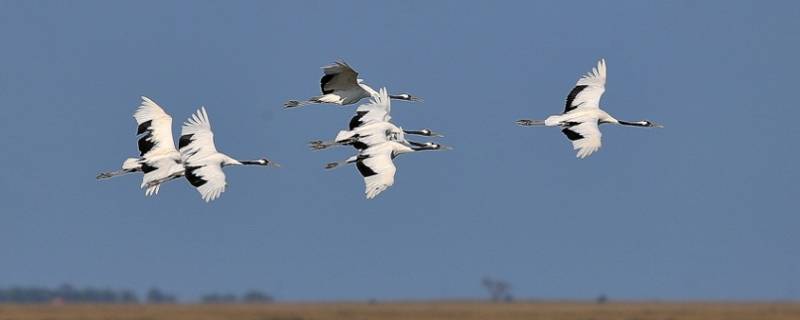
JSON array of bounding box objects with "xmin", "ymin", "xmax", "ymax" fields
[{"xmin": 264, "ymin": 159, "xmax": 281, "ymax": 167}]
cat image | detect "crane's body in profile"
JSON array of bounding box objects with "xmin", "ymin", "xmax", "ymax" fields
[
  {"xmin": 309, "ymin": 88, "xmax": 441, "ymax": 151},
  {"xmin": 99, "ymin": 99, "xmax": 278, "ymax": 202},
  {"xmin": 516, "ymin": 59, "xmax": 662, "ymax": 158},
  {"xmin": 96, "ymin": 96, "xmax": 184, "ymax": 195},
  {"xmin": 284, "ymin": 61, "xmax": 421, "ymax": 108},
  {"xmin": 325, "ymin": 140, "xmax": 448, "ymax": 199},
  {"xmin": 165, "ymin": 107, "xmax": 279, "ymax": 202}
]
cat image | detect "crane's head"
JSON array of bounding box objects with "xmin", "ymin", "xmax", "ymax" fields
[
  {"xmin": 640, "ymin": 120, "xmax": 664, "ymax": 128},
  {"xmin": 410, "ymin": 141, "xmax": 452, "ymax": 151},
  {"xmin": 404, "ymin": 129, "xmax": 444, "ymax": 137},
  {"xmin": 258, "ymin": 158, "xmax": 281, "ymax": 167},
  {"xmin": 419, "ymin": 129, "xmax": 444, "ymax": 137},
  {"xmin": 390, "ymin": 93, "xmax": 423, "ymax": 102}
]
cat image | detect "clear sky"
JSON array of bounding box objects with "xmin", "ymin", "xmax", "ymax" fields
[{"xmin": 1, "ymin": 0, "xmax": 798, "ymax": 302}]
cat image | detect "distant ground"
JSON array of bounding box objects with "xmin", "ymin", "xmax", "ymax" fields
[{"xmin": 1, "ymin": 301, "xmax": 799, "ymax": 320}]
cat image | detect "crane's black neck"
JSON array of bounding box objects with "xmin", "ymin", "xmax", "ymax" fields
[
  {"xmin": 408, "ymin": 141, "xmax": 438, "ymax": 151},
  {"xmin": 618, "ymin": 120, "xmax": 648, "ymax": 127},
  {"xmin": 403, "ymin": 129, "xmax": 429, "ymax": 136},
  {"xmin": 240, "ymin": 159, "xmax": 265, "ymax": 165}
]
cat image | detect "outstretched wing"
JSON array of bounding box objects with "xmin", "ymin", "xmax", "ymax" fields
[
  {"xmin": 320, "ymin": 60, "xmax": 359, "ymax": 94},
  {"xmin": 185, "ymin": 164, "xmax": 226, "ymax": 202},
  {"xmin": 178, "ymin": 107, "xmax": 218, "ymax": 161},
  {"xmin": 178, "ymin": 107, "xmax": 227, "ymax": 202},
  {"xmin": 564, "ymin": 59, "xmax": 606, "ymax": 113},
  {"xmin": 134, "ymin": 96, "xmax": 177, "ymax": 156},
  {"xmin": 349, "ymin": 88, "xmax": 391, "ymax": 130},
  {"xmin": 357, "ymin": 151, "xmax": 397, "ymax": 199},
  {"xmin": 561, "ymin": 120, "xmax": 603, "ymax": 159}
]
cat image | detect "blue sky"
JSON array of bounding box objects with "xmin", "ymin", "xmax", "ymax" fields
[{"xmin": 1, "ymin": 0, "xmax": 799, "ymax": 301}]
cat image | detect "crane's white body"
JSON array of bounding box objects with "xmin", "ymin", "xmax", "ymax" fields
[
  {"xmin": 311, "ymin": 88, "xmax": 439, "ymax": 151},
  {"xmin": 134, "ymin": 97, "xmax": 186, "ymax": 195},
  {"xmin": 517, "ymin": 59, "xmax": 661, "ymax": 159},
  {"xmin": 176, "ymin": 107, "xmax": 274, "ymax": 202},
  {"xmin": 178, "ymin": 107, "xmax": 240, "ymax": 202},
  {"xmin": 97, "ymin": 96, "xmax": 184, "ymax": 195},
  {"xmin": 327, "ymin": 140, "xmax": 445, "ymax": 199},
  {"xmin": 335, "ymin": 88, "xmax": 401, "ymax": 146},
  {"xmin": 334, "ymin": 121, "xmax": 408, "ymax": 148},
  {"xmin": 285, "ymin": 61, "xmax": 419, "ymax": 108},
  {"xmin": 355, "ymin": 141, "xmax": 416, "ymax": 199}
]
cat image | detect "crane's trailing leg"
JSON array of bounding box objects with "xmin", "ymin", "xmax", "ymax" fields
[
  {"xmin": 515, "ymin": 119, "xmax": 546, "ymax": 126},
  {"xmin": 324, "ymin": 155, "xmax": 361, "ymax": 170},
  {"xmin": 96, "ymin": 169, "xmax": 138, "ymax": 180},
  {"xmin": 283, "ymin": 100, "xmax": 306, "ymax": 108},
  {"xmin": 144, "ymin": 171, "xmax": 185, "ymax": 188},
  {"xmin": 309, "ymin": 138, "xmax": 357, "ymax": 150}
]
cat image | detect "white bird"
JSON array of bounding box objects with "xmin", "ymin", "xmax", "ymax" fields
[
  {"xmin": 97, "ymin": 96, "xmax": 184, "ymax": 196},
  {"xmin": 163, "ymin": 107, "xmax": 279, "ymax": 202},
  {"xmin": 311, "ymin": 121, "xmax": 442, "ymax": 151},
  {"xmin": 309, "ymin": 88, "xmax": 441, "ymax": 150},
  {"xmin": 284, "ymin": 61, "xmax": 421, "ymax": 108},
  {"xmin": 325, "ymin": 141, "xmax": 448, "ymax": 199},
  {"xmin": 516, "ymin": 59, "xmax": 663, "ymax": 158}
]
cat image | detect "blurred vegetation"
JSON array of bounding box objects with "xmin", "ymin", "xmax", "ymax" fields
[
  {"xmin": 1, "ymin": 302, "xmax": 799, "ymax": 320},
  {"xmin": 0, "ymin": 284, "xmax": 139, "ymax": 304},
  {"xmin": 0, "ymin": 285, "xmax": 272, "ymax": 305}
]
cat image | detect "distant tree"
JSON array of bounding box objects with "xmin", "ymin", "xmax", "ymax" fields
[
  {"xmin": 0, "ymin": 284, "xmax": 139, "ymax": 304},
  {"xmin": 201, "ymin": 293, "xmax": 238, "ymax": 304},
  {"xmin": 120, "ymin": 290, "xmax": 139, "ymax": 303},
  {"xmin": 481, "ymin": 277, "xmax": 513, "ymax": 302},
  {"xmin": 595, "ymin": 294, "xmax": 608, "ymax": 304},
  {"xmin": 146, "ymin": 287, "xmax": 177, "ymax": 304},
  {"xmin": 242, "ymin": 290, "xmax": 273, "ymax": 304}
]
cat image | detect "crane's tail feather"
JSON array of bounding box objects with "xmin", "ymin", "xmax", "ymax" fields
[
  {"xmin": 515, "ymin": 119, "xmax": 547, "ymax": 127},
  {"xmin": 145, "ymin": 184, "xmax": 160, "ymax": 196}
]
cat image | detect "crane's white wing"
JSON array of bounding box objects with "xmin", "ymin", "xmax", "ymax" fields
[
  {"xmin": 564, "ymin": 59, "xmax": 606, "ymax": 113},
  {"xmin": 562, "ymin": 120, "xmax": 603, "ymax": 159},
  {"xmin": 356, "ymin": 149, "xmax": 397, "ymax": 199},
  {"xmin": 185, "ymin": 164, "xmax": 226, "ymax": 202},
  {"xmin": 134, "ymin": 96, "xmax": 177, "ymax": 156},
  {"xmin": 320, "ymin": 61, "xmax": 359, "ymax": 94},
  {"xmin": 177, "ymin": 107, "xmax": 227, "ymax": 201},
  {"xmin": 178, "ymin": 107, "xmax": 218, "ymax": 161},
  {"xmin": 349, "ymin": 88, "xmax": 391, "ymax": 130},
  {"xmin": 356, "ymin": 142, "xmax": 397, "ymax": 199}
]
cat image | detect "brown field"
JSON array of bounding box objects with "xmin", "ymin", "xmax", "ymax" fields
[{"xmin": 2, "ymin": 301, "xmax": 800, "ymax": 320}]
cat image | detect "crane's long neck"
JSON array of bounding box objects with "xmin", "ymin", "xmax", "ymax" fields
[
  {"xmin": 240, "ymin": 160, "xmax": 264, "ymax": 165},
  {"xmin": 618, "ymin": 120, "xmax": 649, "ymax": 127},
  {"xmin": 407, "ymin": 141, "xmax": 439, "ymax": 151},
  {"xmin": 219, "ymin": 154, "xmax": 242, "ymax": 167},
  {"xmin": 403, "ymin": 129, "xmax": 428, "ymax": 136}
]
